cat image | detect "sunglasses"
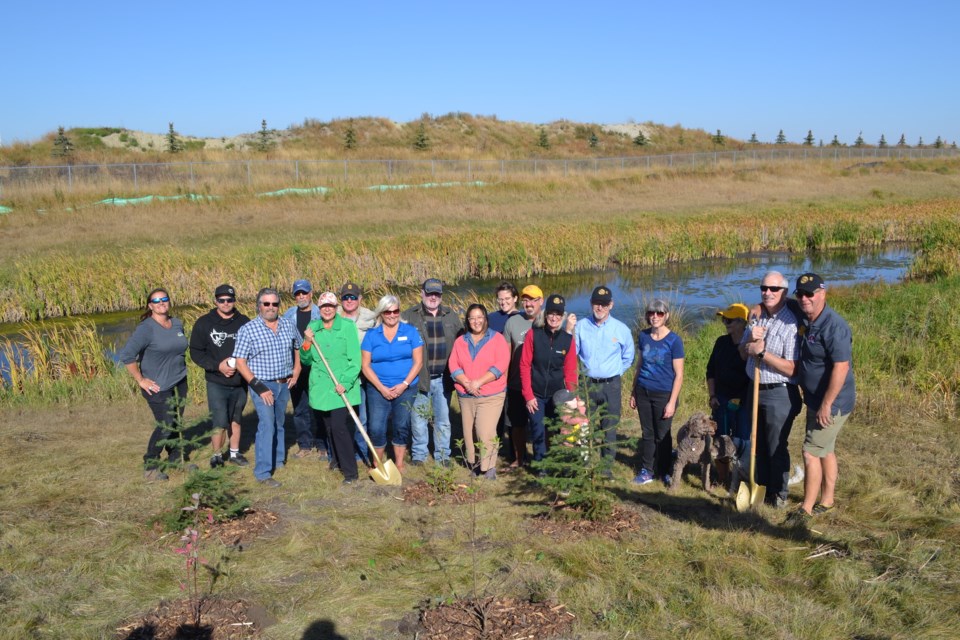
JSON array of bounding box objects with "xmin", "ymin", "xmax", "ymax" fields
[
  {"xmin": 382, "ymin": 309, "xmax": 401, "ymax": 316},
  {"xmin": 646, "ymin": 310, "xmax": 666, "ymax": 317},
  {"xmin": 342, "ymin": 295, "xmax": 358, "ymax": 301},
  {"xmin": 260, "ymin": 301, "xmax": 280, "ymax": 307},
  {"xmin": 795, "ymin": 290, "xmax": 818, "ymax": 299},
  {"xmin": 216, "ymin": 297, "xmax": 235, "ymax": 303},
  {"xmin": 424, "ymin": 292, "xmax": 442, "ymax": 298},
  {"xmin": 149, "ymin": 296, "xmax": 170, "ymax": 303},
  {"xmin": 294, "ymin": 291, "xmax": 311, "ymax": 297},
  {"xmin": 760, "ymin": 285, "xmax": 785, "ymax": 293}
]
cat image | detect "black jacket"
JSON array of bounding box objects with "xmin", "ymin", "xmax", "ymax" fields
[{"xmin": 189, "ymin": 308, "xmax": 250, "ymax": 387}]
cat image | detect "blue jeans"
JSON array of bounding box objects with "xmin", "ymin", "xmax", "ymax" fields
[
  {"xmin": 526, "ymin": 395, "xmax": 556, "ymax": 462},
  {"xmin": 291, "ymin": 366, "xmax": 320, "ymax": 452},
  {"xmin": 366, "ymin": 385, "xmax": 416, "ymax": 448},
  {"xmin": 411, "ymin": 377, "xmax": 452, "ymax": 462},
  {"xmin": 354, "ymin": 382, "xmax": 370, "ymax": 461},
  {"xmin": 249, "ymin": 381, "xmax": 290, "ymax": 481}
]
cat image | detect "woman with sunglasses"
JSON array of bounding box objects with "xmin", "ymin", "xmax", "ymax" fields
[
  {"xmin": 118, "ymin": 288, "xmax": 189, "ymax": 481},
  {"xmin": 630, "ymin": 299, "xmax": 685, "ymax": 486},
  {"xmin": 360, "ymin": 295, "xmax": 423, "ymax": 473}
]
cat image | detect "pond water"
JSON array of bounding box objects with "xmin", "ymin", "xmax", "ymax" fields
[{"xmin": 0, "ymin": 245, "xmax": 915, "ymax": 383}]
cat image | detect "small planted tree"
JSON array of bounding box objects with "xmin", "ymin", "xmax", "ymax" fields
[
  {"xmin": 588, "ymin": 132, "xmax": 599, "ymax": 148},
  {"xmin": 830, "ymin": 135, "xmax": 841, "ymax": 147},
  {"xmin": 51, "ymin": 126, "xmax": 74, "ymax": 159},
  {"xmin": 854, "ymin": 131, "xmax": 865, "ymax": 147},
  {"xmin": 343, "ymin": 120, "xmax": 357, "ymax": 150},
  {"xmin": 633, "ymin": 131, "xmax": 648, "ymax": 146},
  {"xmin": 775, "ymin": 129, "xmax": 787, "ymax": 144},
  {"xmin": 255, "ymin": 119, "xmax": 275, "ymax": 152},
  {"xmin": 897, "ymin": 134, "xmax": 907, "ymax": 147},
  {"xmin": 803, "ymin": 130, "xmax": 815, "ymax": 146},
  {"xmin": 678, "ymin": 131, "xmax": 685, "ymax": 146},
  {"xmin": 934, "ymin": 136, "xmax": 944, "ymax": 149},
  {"xmin": 748, "ymin": 132, "xmax": 759, "ymax": 144},
  {"xmin": 413, "ymin": 122, "xmax": 430, "ymax": 151},
  {"xmin": 712, "ymin": 129, "xmax": 725, "ymax": 146},
  {"xmin": 917, "ymin": 136, "xmax": 925, "ymax": 148},
  {"xmin": 537, "ymin": 127, "xmax": 550, "ymax": 150},
  {"xmin": 166, "ymin": 122, "xmax": 184, "ymax": 153},
  {"xmin": 878, "ymin": 134, "xmax": 888, "ymax": 148}
]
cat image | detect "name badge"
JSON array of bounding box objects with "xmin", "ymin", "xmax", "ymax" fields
[{"xmin": 398, "ymin": 336, "xmax": 408, "ymax": 341}]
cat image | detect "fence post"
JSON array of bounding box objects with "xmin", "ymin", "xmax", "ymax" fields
[
  {"xmin": 67, "ymin": 165, "xmax": 73, "ymax": 190},
  {"xmin": 189, "ymin": 162, "xmax": 194, "ymax": 188},
  {"xmin": 534, "ymin": 160, "xmax": 538, "ymax": 175},
  {"xmin": 468, "ymin": 159, "xmax": 472, "ymax": 181},
  {"xmin": 295, "ymin": 160, "xmax": 300, "ymax": 184},
  {"xmin": 500, "ymin": 159, "xmax": 504, "ymax": 177},
  {"xmin": 564, "ymin": 160, "xmax": 568, "ymax": 176},
  {"xmin": 246, "ymin": 161, "xmax": 251, "ymax": 186},
  {"xmin": 133, "ymin": 164, "xmax": 138, "ymax": 191}
]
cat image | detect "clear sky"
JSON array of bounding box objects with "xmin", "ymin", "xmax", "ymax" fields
[{"xmin": 3, "ymin": 1, "xmax": 955, "ymax": 146}]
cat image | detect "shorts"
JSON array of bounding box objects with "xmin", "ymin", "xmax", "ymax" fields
[
  {"xmin": 207, "ymin": 381, "xmax": 248, "ymax": 428},
  {"xmin": 802, "ymin": 408, "xmax": 850, "ymax": 456}
]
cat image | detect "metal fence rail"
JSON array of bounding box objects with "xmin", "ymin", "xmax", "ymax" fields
[{"xmin": 1, "ymin": 147, "xmax": 957, "ymax": 196}]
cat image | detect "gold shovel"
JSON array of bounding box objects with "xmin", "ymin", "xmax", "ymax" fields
[
  {"xmin": 736, "ymin": 357, "xmax": 766, "ymax": 511},
  {"xmin": 311, "ymin": 342, "xmax": 402, "ymax": 486}
]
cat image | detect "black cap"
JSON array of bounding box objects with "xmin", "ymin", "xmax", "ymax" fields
[
  {"xmin": 552, "ymin": 388, "xmax": 577, "ymax": 406},
  {"xmin": 340, "ymin": 282, "xmax": 362, "ymax": 297},
  {"xmin": 545, "ymin": 293, "xmax": 565, "ymax": 315},
  {"xmin": 590, "ymin": 285, "xmax": 612, "ymax": 305},
  {"xmin": 423, "ymin": 278, "xmax": 443, "ymax": 295},
  {"xmin": 214, "ymin": 284, "xmax": 235, "ymax": 298},
  {"xmin": 795, "ymin": 273, "xmax": 826, "ymax": 295}
]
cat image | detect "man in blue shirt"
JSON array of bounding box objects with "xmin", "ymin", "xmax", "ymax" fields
[
  {"xmin": 575, "ymin": 285, "xmax": 636, "ymax": 465},
  {"xmin": 235, "ymin": 288, "xmax": 302, "ymax": 487}
]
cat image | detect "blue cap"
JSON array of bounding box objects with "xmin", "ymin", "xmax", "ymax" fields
[{"xmin": 292, "ymin": 279, "xmax": 312, "ymax": 294}]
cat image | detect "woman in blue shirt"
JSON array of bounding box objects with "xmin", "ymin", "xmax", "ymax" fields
[
  {"xmin": 361, "ymin": 295, "xmax": 423, "ymax": 473},
  {"xmin": 630, "ymin": 299, "xmax": 685, "ymax": 485}
]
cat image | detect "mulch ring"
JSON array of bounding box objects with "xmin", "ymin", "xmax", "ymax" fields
[
  {"xmin": 418, "ymin": 596, "xmax": 575, "ymax": 639},
  {"xmin": 528, "ymin": 502, "xmax": 649, "ymax": 540},
  {"xmin": 403, "ymin": 480, "xmax": 485, "ymax": 506},
  {"xmin": 206, "ymin": 508, "xmax": 279, "ymax": 547},
  {"xmin": 116, "ymin": 597, "xmax": 272, "ymax": 639}
]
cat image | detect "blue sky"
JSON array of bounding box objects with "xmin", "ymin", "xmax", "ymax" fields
[{"xmin": 2, "ymin": 1, "xmax": 955, "ymax": 146}]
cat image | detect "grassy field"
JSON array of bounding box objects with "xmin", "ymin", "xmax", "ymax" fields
[{"xmin": 1, "ymin": 274, "xmax": 959, "ymax": 639}]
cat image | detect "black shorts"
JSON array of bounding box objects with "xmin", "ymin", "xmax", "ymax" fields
[{"xmin": 206, "ymin": 381, "xmax": 247, "ymax": 428}]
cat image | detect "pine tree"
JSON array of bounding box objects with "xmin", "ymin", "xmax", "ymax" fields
[
  {"xmin": 917, "ymin": 137, "xmax": 924, "ymax": 148},
  {"xmin": 854, "ymin": 131, "xmax": 864, "ymax": 147},
  {"xmin": 878, "ymin": 134, "xmax": 887, "ymax": 148},
  {"xmin": 343, "ymin": 121, "xmax": 357, "ymax": 150},
  {"xmin": 413, "ymin": 122, "xmax": 430, "ymax": 151},
  {"xmin": 51, "ymin": 126, "xmax": 74, "ymax": 159},
  {"xmin": 897, "ymin": 134, "xmax": 907, "ymax": 147},
  {"xmin": 255, "ymin": 119, "xmax": 275, "ymax": 152},
  {"xmin": 633, "ymin": 131, "xmax": 648, "ymax": 146},
  {"xmin": 830, "ymin": 135, "xmax": 841, "ymax": 147},
  {"xmin": 166, "ymin": 122, "xmax": 183, "ymax": 153},
  {"xmin": 934, "ymin": 136, "xmax": 943, "ymax": 149},
  {"xmin": 775, "ymin": 129, "xmax": 787, "ymax": 144},
  {"xmin": 748, "ymin": 132, "xmax": 758, "ymax": 144},
  {"xmin": 803, "ymin": 130, "xmax": 815, "ymax": 146},
  {"xmin": 952, "ymin": 141, "xmax": 958, "ymax": 150},
  {"xmin": 712, "ymin": 129, "xmax": 725, "ymax": 146},
  {"xmin": 537, "ymin": 128, "xmax": 550, "ymax": 149},
  {"xmin": 678, "ymin": 131, "xmax": 685, "ymax": 146},
  {"xmin": 588, "ymin": 132, "xmax": 599, "ymax": 148}
]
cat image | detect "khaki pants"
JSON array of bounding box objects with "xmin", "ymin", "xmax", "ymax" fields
[{"xmin": 459, "ymin": 393, "xmax": 505, "ymax": 472}]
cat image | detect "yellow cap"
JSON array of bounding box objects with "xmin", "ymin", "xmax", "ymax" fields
[
  {"xmin": 717, "ymin": 303, "xmax": 749, "ymax": 321},
  {"xmin": 521, "ymin": 285, "xmax": 543, "ymax": 299}
]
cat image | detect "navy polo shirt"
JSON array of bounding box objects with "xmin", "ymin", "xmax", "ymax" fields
[{"xmin": 798, "ymin": 304, "xmax": 856, "ymax": 414}]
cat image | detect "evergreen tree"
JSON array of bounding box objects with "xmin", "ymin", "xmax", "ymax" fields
[
  {"xmin": 748, "ymin": 132, "xmax": 758, "ymax": 144},
  {"xmin": 878, "ymin": 134, "xmax": 887, "ymax": 148},
  {"xmin": 51, "ymin": 126, "xmax": 74, "ymax": 159},
  {"xmin": 166, "ymin": 122, "xmax": 183, "ymax": 153},
  {"xmin": 819, "ymin": 139, "xmax": 823, "ymax": 147},
  {"xmin": 633, "ymin": 130, "xmax": 648, "ymax": 146},
  {"xmin": 678, "ymin": 131, "xmax": 685, "ymax": 146},
  {"xmin": 255, "ymin": 119, "xmax": 275, "ymax": 152},
  {"xmin": 854, "ymin": 131, "xmax": 864, "ymax": 147},
  {"xmin": 537, "ymin": 127, "xmax": 550, "ymax": 149},
  {"xmin": 775, "ymin": 129, "xmax": 787, "ymax": 144},
  {"xmin": 830, "ymin": 135, "xmax": 841, "ymax": 147},
  {"xmin": 897, "ymin": 134, "xmax": 907, "ymax": 147},
  {"xmin": 803, "ymin": 130, "xmax": 815, "ymax": 146},
  {"xmin": 413, "ymin": 122, "xmax": 430, "ymax": 151},
  {"xmin": 712, "ymin": 129, "xmax": 725, "ymax": 146},
  {"xmin": 934, "ymin": 136, "xmax": 944, "ymax": 149},
  {"xmin": 952, "ymin": 141, "xmax": 958, "ymax": 150},
  {"xmin": 343, "ymin": 121, "xmax": 357, "ymax": 150},
  {"xmin": 917, "ymin": 137, "xmax": 924, "ymax": 148},
  {"xmin": 588, "ymin": 131, "xmax": 599, "ymax": 148}
]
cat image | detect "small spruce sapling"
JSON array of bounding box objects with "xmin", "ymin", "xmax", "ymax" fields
[
  {"xmin": 803, "ymin": 130, "xmax": 815, "ymax": 146},
  {"xmin": 52, "ymin": 126, "xmax": 74, "ymax": 159},
  {"xmin": 712, "ymin": 130, "xmax": 725, "ymax": 146},
  {"xmin": 633, "ymin": 131, "xmax": 648, "ymax": 146},
  {"xmin": 537, "ymin": 128, "xmax": 550, "ymax": 150},
  {"xmin": 155, "ymin": 396, "xmax": 211, "ymax": 475},
  {"xmin": 256, "ymin": 119, "xmax": 275, "ymax": 152},
  {"xmin": 775, "ymin": 129, "xmax": 787, "ymax": 145},
  {"xmin": 343, "ymin": 120, "xmax": 357, "ymax": 150},
  {"xmin": 166, "ymin": 122, "xmax": 183, "ymax": 153}
]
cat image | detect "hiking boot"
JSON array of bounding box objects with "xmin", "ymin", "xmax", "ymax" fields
[
  {"xmin": 144, "ymin": 468, "xmax": 169, "ymax": 482},
  {"xmin": 210, "ymin": 454, "xmax": 224, "ymax": 468},
  {"xmin": 257, "ymin": 477, "xmax": 282, "ymax": 488},
  {"xmin": 812, "ymin": 502, "xmax": 835, "ymax": 515},
  {"xmin": 228, "ymin": 453, "xmax": 249, "ymax": 467},
  {"xmin": 633, "ymin": 469, "xmax": 654, "ymax": 485},
  {"xmin": 483, "ymin": 468, "xmax": 497, "ymax": 480},
  {"xmin": 785, "ymin": 508, "xmax": 812, "ymax": 526}
]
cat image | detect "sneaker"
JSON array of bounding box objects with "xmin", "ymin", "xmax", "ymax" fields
[
  {"xmin": 144, "ymin": 469, "xmax": 169, "ymax": 481},
  {"xmin": 771, "ymin": 496, "xmax": 789, "ymax": 509},
  {"xmin": 210, "ymin": 454, "xmax": 224, "ymax": 468},
  {"xmin": 483, "ymin": 468, "xmax": 497, "ymax": 480},
  {"xmin": 410, "ymin": 459, "xmax": 425, "ymax": 467},
  {"xmin": 292, "ymin": 447, "xmax": 316, "ymax": 459},
  {"xmin": 633, "ymin": 469, "xmax": 654, "ymax": 485},
  {"xmin": 663, "ymin": 474, "xmax": 672, "ymax": 487},
  {"xmin": 785, "ymin": 508, "xmax": 812, "ymax": 525},
  {"xmin": 228, "ymin": 453, "xmax": 249, "ymax": 467},
  {"xmin": 257, "ymin": 477, "xmax": 282, "ymax": 488},
  {"xmin": 342, "ymin": 477, "xmax": 358, "ymax": 485},
  {"xmin": 812, "ymin": 502, "xmax": 835, "ymax": 515}
]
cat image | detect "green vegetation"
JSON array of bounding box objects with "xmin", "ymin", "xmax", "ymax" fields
[
  {"xmin": 537, "ymin": 127, "xmax": 550, "ymax": 149},
  {"xmin": 51, "ymin": 127, "xmax": 74, "ymax": 159},
  {"xmin": 255, "ymin": 119, "xmax": 275, "ymax": 152},
  {"xmin": 166, "ymin": 122, "xmax": 183, "ymax": 154},
  {"xmin": 776, "ymin": 129, "xmax": 787, "ymax": 144},
  {"xmin": 412, "ymin": 121, "xmax": 430, "ymax": 151}
]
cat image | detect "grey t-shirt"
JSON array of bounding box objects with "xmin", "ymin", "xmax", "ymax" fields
[
  {"xmin": 798, "ymin": 304, "xmax": 855, "ymax": 414},
  {"xmin": 118, "ymin": 317, "xmax": 188, "ymax": 392}
]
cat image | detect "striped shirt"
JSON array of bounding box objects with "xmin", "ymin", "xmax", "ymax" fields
[
  {"xmin": 233, "ymin": 315, "xmax": 302, "ymax": 380},
  {"xmin": 740, "ymin": 305, "xmax": 800, "ymax": 385}
]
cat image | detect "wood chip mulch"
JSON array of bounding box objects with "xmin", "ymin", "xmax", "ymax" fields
[
  {"xmin": 402, "ymin": 480, "xmax": 486, "ymax": 506},
  {"xmin": 528, "ymin": 503, "xmax": 648, "ymax": 540},
  {"xmin": 419, "ymin": 596, "xmax": 575, "ymax": 640},
  {"xmin": 116, "ymin": 597, "xmax": 265, "ymax": 640},
  {"xmin": 204, "ymin": 509, "xmax": 279, "ymax": 547}
]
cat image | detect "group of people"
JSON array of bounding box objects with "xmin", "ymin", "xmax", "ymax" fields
[{"xmin": 119, "ymin": 269, "xmax": 854, "ymax": 520}]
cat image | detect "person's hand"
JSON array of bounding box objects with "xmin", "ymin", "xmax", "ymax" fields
[
  {"xmin": 745, "ymin": 339, "xmax": 766, "ymax": 357},
  {"xmin": 662, "ymin": 401, "xmax": 676, "ymax": 419},
  {"xmin": 386, "ymin": 384, "xmax": 406, "ymax": 399},
  {"xmin": 219, "ymin": 359, "xmax": 236, "ymax": 377},
  {"xmin": 466, "ymin": 380, "xmax": 482, "ymax": 395},
  {"xmin": 749, "ymin": 325, "xmax": 767, "ymax": 342},
  {"xmin": 526, "ymin": 398, "xmax": 538, "ymax": 413},
  {"xmin": 260, "ymin": 389, "xmax": 275, "ymax": 406},
  {"xmin": 816, "ymin": 402, "xmax": 834, "ymax": 427},
  {"xmin": 138, "ymin": 377, "xmax": 160, "ymax": 395},
  {"xmin": 708, "ymin": 395, "xmax": 720, "ymax": 409},
  {"xmin": 304, "ymin": 327, "xmax": 315, "ymax": 341},
  {"xmin": 334, "ymin": 383, "xmax": 346, "ymax": 395},
  {"xmin": 629, "ymin": 394, "xmax": 637, "ymax": 410},
  {"xmin": 287, "ymin": 375, "xmax": 298, "ymax": 389},
  {"xmin": 565, "ymin": 313, "xmax": 577, "ymax": 333}
]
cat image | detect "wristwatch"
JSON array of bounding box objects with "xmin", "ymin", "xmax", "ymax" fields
[{"xmin": 758, "ymin": 350, "xmax": 766, "ymax": 360}]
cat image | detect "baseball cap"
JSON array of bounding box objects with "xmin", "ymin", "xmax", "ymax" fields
[
  {"xmin": 552, "ymin": 388, "xmax": 578, "ymax": 406},
  {"xmin": 292, "ymin": 279, "xmax": 312, "ymax": 294},
  {"xmin": 717, "ymin": 303, "xmax": 749, "ymax": 322},
  {"xmin": 340, "ymin": 282, "xmax": 362, "ymax": 297},
  {"xmin": 214, "ymin": 284, "xmax": 235, "ymax": 298},
  {"xmin": 317, "ymin": 291, "xmax": 338, "ymax": 307},
  {"xmin": 545, "ymin": 293, "xmax": 565, "ymax": 315},
  {"xmin": 590, "ymin": 286, "xmax": 613, "ymax": 305},
  {"xmin": 521, "ymin": 285, "xmax": 543, "ymax": 299},
  {"xmin": 795, "ymin": 273, "xmax": 826, "ymax": 295},
  {"xmin": 422, "ymin": 278, "xmax": 443, "ymax": 295}
]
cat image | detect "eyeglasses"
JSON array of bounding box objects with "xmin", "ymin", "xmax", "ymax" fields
[
  {"xmin": 342, "ymin": 295, "xmax": 358, "ymax": 301},
  {"xmin": 646, "ymin": 310, "xmax": 666, "ymax": 317},
  {"xmin": 795, "ymin": 290, "xmax": 818, "ymax": 299},
  {"xmin": 424, "ymin": 292, "xmax": 441, "ymax": 298},
  {"xmin": 760, "ymin": 285, "xmax": 785, "ymax": 293},
  {"xmin": 216, "ymin": 297, "xmax": 235, "ymax": 303},
  {"xmin": 149, "ymin": 296, "xmax": 170, "ymax": 304},
  {"xmin": 260, "ymin": 301, "xmax": 280, "ymax": 307},
  {"xmin": 467, "ymin": 316, "xmax": 485, "ymax": 322},
  {"xmin": 722, "ymin": 318, "xmax": 738, "ymax": 325},
  {"xmin": 383, "ymin": 309, "xmax": 401, "ymax": 316},
  {"xmin": 294, "ymin": 291, "xmax": 311, "ymax": 297}
]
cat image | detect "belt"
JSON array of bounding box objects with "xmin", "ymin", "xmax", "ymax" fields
[
  {"xmin": 271, "ymin": 376, "xmax": 292, "ymax": 383},
  {"xmin": 430, "ymin": 374, "xmax": 443, "ymax": 379},
  {"xmin": 588, "ymin": 375, "xmax": 620, "ymax": 384},
  {"xmin": 758, "ymin": 382, "xmax": 787, "ymax": 390}
]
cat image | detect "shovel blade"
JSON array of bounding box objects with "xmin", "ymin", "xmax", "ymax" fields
[
  {"xmin": 369, "ymin": 458, "xmax": 402, "ymax": 486},
  {"xmin": 735, "ymin": 482, "xmax": 767, "ymax": 512}
]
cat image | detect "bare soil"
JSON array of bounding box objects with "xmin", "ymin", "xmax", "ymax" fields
[
  {"xmin": 418, "ymin": 596, "xmax": 575, "ymax": 640},
  {"xmin": 116, "ymin": 597, "xmax": 271, "ymax": 639}
]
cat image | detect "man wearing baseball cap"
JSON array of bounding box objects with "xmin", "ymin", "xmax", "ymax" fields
[
  {"xmin": 337, "ymin": 281, "xmax": 378, "ymax": 463},
  {"xmin": 283, "ymin": 279, "xmax": 322, "ymax": 459},
  {"xmin": 788, "ymin": 273, "xmax": 855, "ymax": 523},
  {"xmin": 502, "ymin": 284, "xmax": 545, "ymax": 468},
  {"xmin": 402, "ymin": 278, "xmax": 463, "ymax": 465},
  {"xmin": 189, "ymin": 284, "xmax": 250, "ymax": 468},
  {"xmin": 575, "ymin": 285, "xmax": 635, "ymax": 467}
]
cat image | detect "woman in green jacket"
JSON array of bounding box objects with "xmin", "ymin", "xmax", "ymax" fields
[{"xmin": 301, "ymin": 292, "xmax": 362, "ymax": 483}]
